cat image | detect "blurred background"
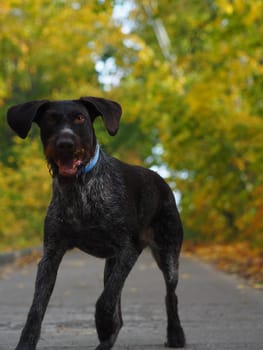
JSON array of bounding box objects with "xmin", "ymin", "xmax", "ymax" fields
[{"xmin": 0, "ymin": 0, "xmax": 262, "ymax": 280}]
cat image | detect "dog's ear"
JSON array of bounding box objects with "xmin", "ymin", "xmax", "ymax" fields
[
  {"xmin": 7, "ymin": 100, "xmax": 49, "ymax": 139},
  {"xmin": 79, "ymin": 96, "xmax": 122, "ymax": 136}
]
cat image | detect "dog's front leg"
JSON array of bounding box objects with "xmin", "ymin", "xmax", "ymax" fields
[
  {"xmin": 15, "ymin": 247, "xmax": 65, "ymax": 350},
  {"xmin": 95, "ymin": 244, "xmax": 141, "ymax": 350}
]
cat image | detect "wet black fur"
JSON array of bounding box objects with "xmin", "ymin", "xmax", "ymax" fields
[{"xmin": 7, "ymin": 97, "xmax": 186, "ymax": 350}]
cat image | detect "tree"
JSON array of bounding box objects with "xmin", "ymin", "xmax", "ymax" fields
[
  {"xmin": 0, "ymin": 0, "xmax": 128, "ymax": 249},
  {"xmin": 1, "ymin": 0, "xmax": 263, "ymax": 250},
  {"xmin": 0, "ymin": 0, "xmax": 155, "ymax": 250},
  {"xmin": 113, "ymin": 0, "xmax": 263, "ymax": 246}
]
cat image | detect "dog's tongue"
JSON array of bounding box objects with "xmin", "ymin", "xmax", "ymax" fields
[{"xmin": 57, "ymin": 159, "xmax": 82, "ymax": 177}]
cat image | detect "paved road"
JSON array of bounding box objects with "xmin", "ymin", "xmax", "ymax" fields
[{"xmin": 0, "ymin": 250, "xmax": 262, "ymax": 350}]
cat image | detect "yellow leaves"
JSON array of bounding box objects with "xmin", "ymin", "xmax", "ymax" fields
[
  {"xmin": 111, "ymin": 1, "xmax": 263, "ymax": 253},
  {"xmin": 185, "ymin": 80, "xmax": 219, "ymax": 117},
  {"xmin": 216, "ymin": 0, "xmax": 260, "ymax": 17},
  {"xmin": 20, "ymin": 42, "xmax": 29, "ymax": 54},
  {"xmin": 0, "ymin": 0, "xmax": 127, "ymax": 105},
  {"xmin": 233, "ymin": 0, "xmax": 246, "ymax": 14},
  {"xmin": 244, "ymin": 1, "xmax": 263, "ymax": 25},
  {"xmin": 0, "ymin": 138, "xmax": 50, "ymax": 251},
  {"xmin": 1, "ymin": 0, "xmax": 263, "ymax": 255},
  {"xmin": 0, "ymin": 3, "xmax": 11, "ymax": 14},
  {"xmin": 217, "ymin": 0, "xmax": 263, "ymax": 25},
  {"xmin": 0, "ymin": 77, "xmax": 8, "ymax": 105},
  {"xmin": 138, "ymin": 45, "xmax": 154, "ymax": 64},
  {"xmin": 233, "ymin": 157, "xmax": 245, "ymax": 171},
  {"xmin": 217, "ymin": 0, "xmax": 234, "ymax": 15}
]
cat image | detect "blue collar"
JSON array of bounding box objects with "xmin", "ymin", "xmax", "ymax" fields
[{"xmin": 83, "ymin": 144, "xmax": 100, "ymax": 174}]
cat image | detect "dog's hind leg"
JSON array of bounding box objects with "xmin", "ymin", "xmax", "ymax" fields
[
  {"xmin": 95, "ymin": 244, "xmax": 141, "ymax": 350},
  {"xmin": 103, "ymin": 257, "xmax": 123, "ymax": 333},
  {"xmin": 151, "ymin": 203, "xmax": 186, "ymax": 348}
]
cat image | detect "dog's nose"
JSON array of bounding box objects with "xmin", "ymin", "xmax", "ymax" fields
[{"xmin": 56, "ymin": 138, "xmax": 74, "ymax": 151}]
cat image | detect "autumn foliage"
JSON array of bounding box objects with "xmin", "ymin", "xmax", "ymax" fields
[
  {"xmin": 184, "ymin": 242, "xmax": 263, "ymax": 287},
  {"xmin": 0, "ymin": 0, "xmax": 263, "ymax": 264}
]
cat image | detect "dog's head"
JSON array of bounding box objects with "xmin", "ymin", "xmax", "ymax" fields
[{"xmin": 7, "ymin": 97, "xmax": 122, "ymax": 177}]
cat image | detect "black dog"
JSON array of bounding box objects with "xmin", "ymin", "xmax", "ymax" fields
[{"xmin": 7, "ymin": 97, "xmax": 185, "ymax": 350}]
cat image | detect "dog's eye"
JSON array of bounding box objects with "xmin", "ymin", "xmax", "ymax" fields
[
  {"xmin": 46, "ymin": 114, "xmax": 57, "ymax": 125},
  {"xmin": 74, "ymin": 114, "xmax": 85, "ymax": 124}
]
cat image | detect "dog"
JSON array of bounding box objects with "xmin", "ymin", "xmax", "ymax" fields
[{"xmin": 7, "ymin": 97, "xmax": 186, "ymax": 350}]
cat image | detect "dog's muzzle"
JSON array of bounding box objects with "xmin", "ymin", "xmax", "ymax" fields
[{"xmin": 47, "ymin": 130, "xmax": 86, "ymax": 177}]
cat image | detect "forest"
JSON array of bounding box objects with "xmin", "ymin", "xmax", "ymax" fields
[{"xmin": 0, "ymin": 1, "xmax": 263, "ymax": 281}]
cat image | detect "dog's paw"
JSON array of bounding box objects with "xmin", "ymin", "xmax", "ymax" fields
[
  {"xmin": 94, "ymin": 344, "xmax": 112, "ymax": 350},
  {"xmin": 165, "ymin": 326, "xmax": 186, "ymax": 348}
]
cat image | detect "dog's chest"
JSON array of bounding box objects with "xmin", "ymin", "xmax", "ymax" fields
[
  {"xmin": 60, "ymin": 182, "xmax": 114, "ymax": 227},
  {"xmin": 52, "ymin": 175, "xmax": 126, "ymax": 249}
]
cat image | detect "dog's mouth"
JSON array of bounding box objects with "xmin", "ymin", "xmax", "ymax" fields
[
  {"xmin": 55, "ymin": 149, "xmax": 87, "ymax": 177},
  {"xmin": 56, "ymin": 158, "xmax": 82, "ymax": 177}
]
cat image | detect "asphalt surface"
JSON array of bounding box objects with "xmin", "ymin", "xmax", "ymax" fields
[{"xmin": 0, "ymin": 249, "xmax": 262, "ymax": 350}]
